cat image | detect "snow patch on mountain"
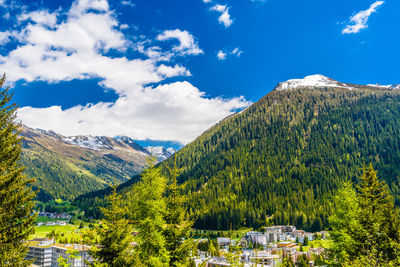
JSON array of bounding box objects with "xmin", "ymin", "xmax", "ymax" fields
[
  {"xmin": 114, "ymin": 136, "xmax": 149, "ymax": 154},
  {"xmin": 63, "ymin": 136, "xmax": 113, "ymax": 151},
  {"xmin": 367, "ymin": 84, "xmax": 400, "ymax": 90},
  {"xmin": 145, "ymin": 146, "xmax": 176, "ymax": 162},
  {"xmin": 275, "ymin": 74, "xmax": 349, "ymax": 91}
]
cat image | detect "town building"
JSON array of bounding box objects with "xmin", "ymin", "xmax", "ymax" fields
[{"xmin": 26, "ymin": 238, "xmax": 93, "ymax": 267}]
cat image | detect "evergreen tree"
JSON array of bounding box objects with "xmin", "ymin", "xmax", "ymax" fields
[
  {"xmin": 303, "ymin": 236, "xmax": 309, "ymax": 246},
  {"xmin": 356, "ymin": 164, "xmax": 400, "ymax": 263},
  {"xmin": 297, "ymin": 254, "xmax": 308, "ymax": 267},
  {"xmin": 129, "ymin": 166, "xmax": 169, "ymax": 266},
  {"xmin": 0, "ymin": 74, "xmax": 37, "ymax": 265},
  {"xmin": 163, "ymin": 163, "xmax": 196, "ymax": 267},
  {"xmin": 280, "ymin": 255, "xmax": 295, "ymax": 267},
  {"xmin": 329, "ymin": 164, "xmax": 400, "ymax": 265},
  {"xmin": 91, "ymin": 187, "xmax": 134, "ymax": 266},
  {"xmin": 329, "ymin": 181, "xmax": 360, "ymax": 263}
]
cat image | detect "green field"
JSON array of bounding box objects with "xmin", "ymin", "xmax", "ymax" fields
[
  {"xmin": 310, "ymin": 239, "xmax": 333, "ymax": 249},
  {"xmin": 30, "ymin": 225, "xmax": 78, "ymax": 239},
  {"xmin": 29, "ymin": 222, "xmax": 100, "ymax": 244},
  {"xmin": 36, "ymin": 216, "xmax": 69, "ymax": 223}
]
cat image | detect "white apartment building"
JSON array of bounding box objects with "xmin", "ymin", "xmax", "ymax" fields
[{"xmin": 26, "ymin": 239, "xmax": 93, "ymax": 267}]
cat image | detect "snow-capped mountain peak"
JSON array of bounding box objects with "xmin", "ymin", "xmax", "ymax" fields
[
  {"xmin": 145, "ymin": 146, "xmax": 176, "ymax": 162},
  {"xmin": 367, "ymin": 83, "xmax": 400, "ymax": 90},
  {"xmin": 114, "ymin": 136, "xmax": 149, "ymax": 154},
  {"xmin": 63, "ymin": 135, "xmax": 113, "ymax": 151},
  {"xmin": 275, "ymin": 74, "xmax": 348, "ymax": 91}
]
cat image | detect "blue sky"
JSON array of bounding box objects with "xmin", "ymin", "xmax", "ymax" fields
[{"xmin": 0, "ymin": 0, "xmax": 398, "ymax": 144}]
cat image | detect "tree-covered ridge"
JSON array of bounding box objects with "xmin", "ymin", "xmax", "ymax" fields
[
  {"xmin": 76, "ymin": 86, "xmax": 400, "ymax": 231},
  {"xmin": 20, "ymin": 126, "xmax": 149, "ymax": 201},
  {"xmin": 159, "ymin": 86, "xmax": 400, "ymax": 230}
]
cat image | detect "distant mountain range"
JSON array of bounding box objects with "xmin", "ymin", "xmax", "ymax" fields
[
  {"xmin": 20, "ymin": 126, "xmax": 176, "ymax": 201},
  {"xmin": 76, "ymin": 74, "xmax": 400, "ymax": 231}
]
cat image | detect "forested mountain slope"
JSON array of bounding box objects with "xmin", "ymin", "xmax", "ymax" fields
[
  {"xmin": 21, "ymin": 126, "xmax": 150, "ymax": 201},
  {"xmin": 76, "ymin": 75, "xmax": 400, "ymax": 231}
]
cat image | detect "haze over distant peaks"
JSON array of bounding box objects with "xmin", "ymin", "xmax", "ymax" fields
[{"xmin": 275, "ymin": 74, "xmax": 400, "ymax": 91}]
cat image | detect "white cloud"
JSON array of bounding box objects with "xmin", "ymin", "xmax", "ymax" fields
[
  {"xmin": 120, "ymin": 24, "xmax": 129, "ymax": 29},
  {"xmin": 231, "ymin": 47, "xmax": 242, "ymax": 57},
  {"xmin": 210, "ymin": 4, "xmax": 233, "ymax": 27},
  {"xmin": 217, "ymin": 50, "xmax": 226, "ymax": 60},
  {"xmin": 0, "ymin": 31, "xmax": 11, "ymax": 45},
  {"xmin": 69, "ymin": 0, "xmax": 109, "ymax": 16},
  {"xmin": 216, "ymin": 47, "xmax": 242, "ymax": 60},
  {"xmin": 342, "ymin": 1, "xmax": 384, "ymax": 34},
  {"xmin": 0, "ymin": 0, "xmax": 249, "ymax": 143},
  {"xmin": 202, "ymin": 0, "xmax": 212, "ymax": 3},
  {"xmin": 156, "ymin": 29, "xmax": 203, "ymax": 56},
  {"xmin": 18, "ymin": 82, "xmax": 249, "ymax": 143},
  {"xmin": 121, "ymin": 0, "xmax": 135, "ymax": 7},
  {"xmin": 18, "ymin": 10, "xmax": 58, "ymax": 27},
  {"xmin": 157, "ymin": 64, "xmax": 191, "ymax": 78}
]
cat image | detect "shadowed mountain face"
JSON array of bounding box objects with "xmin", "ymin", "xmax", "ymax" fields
[
  {"xmin": 76, "ymin": 75, "xmax": 400, "ymax": 230},
  {"xmin": 20, "ymin": 126, "xmax": 151, "ymax": 201}
]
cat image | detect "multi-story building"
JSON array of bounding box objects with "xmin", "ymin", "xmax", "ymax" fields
[{"xmin": 26, "ymin": 239, "xmax": 93, "ymax": 267}]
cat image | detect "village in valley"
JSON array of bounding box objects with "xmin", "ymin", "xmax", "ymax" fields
[{"xmin": 27, "ymin": 216, "xmax": 330, "ymax": 267}]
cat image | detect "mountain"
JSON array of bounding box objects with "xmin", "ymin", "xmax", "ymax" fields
[
  {"xmin": 75, "ymin": 75, "xmax": 400, "ymax": 231},
  {"xmin": 20, "ymin": 126, "xmax": 152, "ymax": 201},
  {"xmin": 145, "ymin": 146, "xmax": 176, "ymax": 162}
]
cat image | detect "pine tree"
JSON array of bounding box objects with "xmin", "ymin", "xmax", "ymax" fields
[
  {"xmin": 356, "ymin": 164, "xmax": 400, "ymax": 263},
  {"xmin": 0, "ymin": 74, "xmax": 37, "ymax": 265},
  {"xmin": 91, "ymin": 187, "xmax": 134, "ymax": 266},
  {"xmin": 129, "ymin": 166, "xmax": 170, "ymax": 266},
  {"xmin": 329, "ymin": 181, "xmax": 361, "ymax": 263},
  {"xmin": 280, "ymin": 255, "xmax": 295, "ymax": 267},
  {"xmin": 303, "ymin": 236, "xmax": 309, "ymax": 246},
  {"xmin": 329, "ymin": 164, "xmax": 400, "ymax": 265},
  {"xmin": 163, "ymin": 163, "xmax": 196, "ymax": 267}
]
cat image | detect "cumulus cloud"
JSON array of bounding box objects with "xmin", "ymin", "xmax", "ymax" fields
[
  {"xmin": 231, "ymin": 47, "xmax": 243, "ymax": 57},
  {"xmin": 156, "ymin": 29, "xmax": 203, "ymax": 56},
  {"xmin": 217, "ymin": 50, "xmax": 226, "ymax": 60},
  {"xmin": 216, "ymin": 47, "xmax": 243, "ymax": 60},
  {"xmin": 18, "ymin": 82, "xmax": 249, "ymax": 143},
  {"xmin": 342, "ymin": 1, "xmax": 384, "ymax": 34},
  {"xmin": 0, "ymin": 0, "xmax": 249, "ymax": 143},
  {"xmin": 0, "ymin": 31, "xmax": 11, "ymax": 45},
  {"xmin": 202, "ymin": 0, "xmax": 212, "ymax": 3},
  {"xmin": 18, "ymin": 10, "xmax": 58, "ymax": 26},
  {"xmin": 210, "ymin": 4, "xmax": 233, "ymax": 27},
  {"xmin": 121, "ymin": 0, "xmax": 135, "ymax": 7}
]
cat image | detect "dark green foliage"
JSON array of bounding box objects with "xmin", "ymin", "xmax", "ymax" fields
[
  {"xmin": 0, "ymin": 75, "xmax": 37, "ymax": 265},
  {"xmin": 161, "ymin": 87, "xmax": 400, "ymax": 230},
  {"xmin": 77, "ymin": 86, "xmax": 400, "ymax": 231},
  {"xmin": 303, "ymin": 236, "xmax": 309, "ymax": 246},
  {"xmin": 329, "ymin": 164, "xmax": 400, "ymax": 265}
]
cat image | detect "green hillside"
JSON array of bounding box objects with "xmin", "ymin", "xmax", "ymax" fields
[
  {"xmin": 76, "ymin": 83, "xmax": 400, "ymax": 231},
  {"xmin": 20, "ymin": 127, "xmax": 149, "ymax": 201}
]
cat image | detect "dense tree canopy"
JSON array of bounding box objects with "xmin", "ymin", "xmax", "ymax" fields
[
  {"xmin": 76, "ymin": 86, "xmax": 400, "ymax": 231},
  {"xmin": 0, "ymin": 75, "xmax": 37, "ymax": 265}
]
